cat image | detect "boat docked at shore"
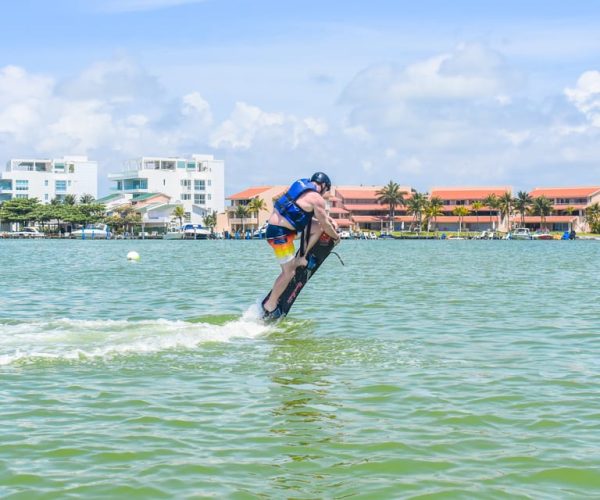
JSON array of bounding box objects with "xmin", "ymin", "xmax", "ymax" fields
[
  {"xmin": 506, "ymin": 227, "xmax": 533, "ymax": 240},
  {"xmin": 532, "ymin": 230, "xmax": 554, "ymax": 240},
  {"xmin": 71, "ymin": 224, "xmax": 111, "ymax": 240},
  {"xmin": 163, "ymin": 223, "xmax": 211, "ymax": 240}
]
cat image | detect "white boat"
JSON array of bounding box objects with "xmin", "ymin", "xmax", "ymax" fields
[
  {"xmin": 12, "ymin": 227, "xmax": 46, "ymax": 238},
  {"xmin": 532, "ymin": 230, "xmax": 554, "ymax": 240},
  {"xmin": 71, "ymin": 223, "xmax": 111, "ymax": 239},
  {"xmin": 164, "ymin": 223, "xmax": 211, "ymax": 240},
  {"xmin": 508, "ymin": 227, "xmax": 532, "ymax": 240}
]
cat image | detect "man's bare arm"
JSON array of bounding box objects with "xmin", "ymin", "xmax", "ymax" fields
[{"xmin": 313, "ymin": 197, "xmax": 339, "ymax": 239}]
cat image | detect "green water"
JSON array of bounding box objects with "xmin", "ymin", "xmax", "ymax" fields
[{"xmin": 1, "ymin": 239, "xmax": 600, "ymax": 498}]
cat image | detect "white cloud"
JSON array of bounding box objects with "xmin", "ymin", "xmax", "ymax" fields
[
  {"xmin": 209, "ymin": 102, "xmax": 327, "ymax": 150},
  {"xmin": 565, "ymin": 71, "xmax": 600, "ymax": 127}
]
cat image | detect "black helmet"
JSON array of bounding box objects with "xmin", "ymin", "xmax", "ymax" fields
[{"xmin": 310, "ymin": 172, "xmax": 331, "ymax": 192}]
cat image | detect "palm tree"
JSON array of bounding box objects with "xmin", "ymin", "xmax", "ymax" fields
[
  {"xmin": 235, "ymin": 204, "xmax": 250, "ymax": 234},
  {"xmin": 498, "ymin": 192, "xmax": 514, "ymax": 232},
  {"xmin": 376, "ymin": 181, "xmax": 405, "ymax": 232},
  {"xmin": 406, "ymin": 191, "xmax": 428, "ymax": 231},
  {"xmin": 63, "ymin": 194, "xmax": 77, "ymax": 206},
  {"xmin": 452, "ymin": 206, "xmax": 470, "ymax": 235},
  {"xmin": 80, "ymin": 194, "xmax": 95, "ymax": 204},
  {"xmin": 531, "ymin": 195, "xmax": 553, "ymax": 230},
  {"xmin": 564, "ymin": 206, "xmax": 575, "ymax": 232},
  {"xmin": 247, "ymin": 197, "xmax": 268, "ymax": 230},
  {"xmin": 471, "ymin": 201, "xmax": 483, "ymax": 230},
  {"xmin": 172, "ymin": 205, "xmax": 186, "ymax": 228},
  {"xmin": 484, "ymin": 194, "xmax": 499, "ymax": 229},
  {"xmin": 425, "ymin": 198, "xmax": 444, "ymax": 233},
  {"xmin": 585, "ymin": 202, "xmax": 600, "ymax": 233},
  {"xmin": 513, "ymin": 191, "xmax": 533, "ymax": 227},
  {"xmin": 203, "ymin": 211, "xmax": 218, "ymax": 234}
]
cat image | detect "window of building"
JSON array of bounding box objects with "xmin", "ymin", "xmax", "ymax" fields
[
  {"xmin": 44, "ymin": 179, "xmax": 49, "ymax": 187},
  {"xmin": 44, "ymin": 194, "xmax": 49, "ymax": 201},
  {"xmin": 194, "ymin": 194, "xmax": 206, "ymax": 205},
  {"xmin": 68, "ymin": 164, "xmax": 75, "ymax": 173},
  {"xmin": 177, "ymin": 161, "xmax": 186, "ymax": 169},
  {"xmin": 15, "ymin": 194, "xmax": 29, "ymax": 199},
  {"xmin": 55, "ymin": 180, "xmax": 67, "ymax": 192},
  {"xmin": 208, "ymin": 180, "xmax": 212, "ymax": 186},
  {"xmin": 15, "ymin": 180, "xmax": 29, "ymax": 191},
  {"xmin": 194, "ymin": 180, "xmax": 205, "ymax": 191},
  {"xmin": 181, "ymin": 179, "xmax": 191, "ymax": 188},
  {"xmin": 181, "ymin": 193, "xmax": 191, "ymax": 200},
  {"xmin": 54, "ymin": 163, "xmax": 65, "ymax": 172},
  {"xmin": 68, "ymin": 180, "xmax": 72, "ymax": 186}
]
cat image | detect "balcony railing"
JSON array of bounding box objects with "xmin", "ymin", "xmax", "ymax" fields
[{"xmin": 228, "ymin": 217, "xmax": 258, "ymax": 225}]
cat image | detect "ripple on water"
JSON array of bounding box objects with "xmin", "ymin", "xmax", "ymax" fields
[{"xmin": 2, "ymin": 240, "xmax": 600, "ymax": 497}]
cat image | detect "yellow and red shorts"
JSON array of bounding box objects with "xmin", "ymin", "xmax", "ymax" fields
[{"xmin": 266, "ymin": 224, "xmax": 297, "ymax": 264}]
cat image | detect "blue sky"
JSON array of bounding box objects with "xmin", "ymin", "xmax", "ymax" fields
[{"xmin": 2, "ymin": 0, "xmax": 600, "ymax": 195}]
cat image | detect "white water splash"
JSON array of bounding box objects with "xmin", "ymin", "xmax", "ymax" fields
[{"xmin": 0, "ymin": 308, "xmax": 272, "ymax": 366}]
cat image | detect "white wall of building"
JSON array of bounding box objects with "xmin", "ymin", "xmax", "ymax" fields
[
  {"xmin": 0, "ymin": 156, "xmax": 98, "ymax": 203},
  {"xmin": 108, "ymin": 154, "xmax": 225, "ymax": 224}
]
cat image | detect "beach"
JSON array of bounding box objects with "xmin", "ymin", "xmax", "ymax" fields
[{"xmin": 2, "ymin": 239, "xmax": 600, "ymax": 497}]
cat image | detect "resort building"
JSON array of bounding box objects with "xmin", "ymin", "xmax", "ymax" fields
[
  {"xmin": 334, "ymin": 185, "xmax": 413, "ymax": 231},
  {"xmin": 0, "ymin": 156, "xmax": 98, "ymax": 203},
  {"xmin": 429, "ymin": 187, "xmax": 512, "ymax": 232},
  {"xmin": 107, "ymin": 154, "xmax": 224, "ymax": 225},
  {"xmin": 219, "ymin": 184, "xmax": 414, "ymax": 234},
  {"xmin": 519, "ymin": 186, "xmax": 600, "ymax": 232},
  {"xmin": 220, "ymin": 186, "xmax": 286, "ymax": 234}
]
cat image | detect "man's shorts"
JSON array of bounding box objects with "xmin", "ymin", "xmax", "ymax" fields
[{"xmin": 266, "ymin": 224, "xmax": 297, "ymax": 264}]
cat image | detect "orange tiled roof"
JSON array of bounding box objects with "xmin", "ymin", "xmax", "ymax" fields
[
  {"xmin": 530, "ymin": 187, "xmax": 600, "ymax": 198},
  {"xmin": 344, "ymin": 204, "xmax": 390, "ymax": 211},
  {"xmin": 227, "ymin": 186, "xmax": 272, "ymax": 200},
  {"xmin": 328, "ymin": 207, "xmax": 349, "ymax": 214},
  {"xmin": 430, "ymin": 187, "xmax": 511, "ymax": 200}
]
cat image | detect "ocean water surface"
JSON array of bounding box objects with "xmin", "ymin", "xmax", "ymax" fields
[{"xmin": 1, "ymin": 239, "xmax": 600, "ymax": 498}]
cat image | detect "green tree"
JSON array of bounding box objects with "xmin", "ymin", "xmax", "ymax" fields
[
  {"xmin": 483, "ymin": 194, "xmax": 499, "ymax": 230},
  {"xmin": 406, "ymin": 191, "xmax": 427, "ymax": 231},
  {"xmin": 63, "ymin": 194, "xmax": 77, "ymax": 206},
  {"xmin": 247, "ymin": 197, "xmax": 268, "ymax": 229},
  {"xmin": 0, "ymin": 198, "xmax": 41, "ymax": 228},
  {"xmin": 79, "ymin": 194, "xmax": 95, "ymax": 204},
  {"xmin": 203, "ymin": 211, "xmax": 218, "ymax": 234},
  {"xmin": 498, "ymin": 192, "xmax": 514, "ymax": 231},
  {"xmin": 513, "ymin": 191, "xmax": 533, "ymax": 227},
  {"xmin": 172, "ymin": 205, "xmax": 186, "ymax": 228},
  {"xmin": 452, "ymin": 206, "xmax": 470, "ymax": 235},
  {"xmin": 585, "ymin": 202, "xmax": 600, "ymax": 233},
  {"xmin": 235, "ymin": 204, "xmax": 250, "ymax": 234},
  {"xmin": 531, "ymin": 195, "xmax": 553, "ymax": 230},
  {"xmin": 376, "ymin": 181, "xmax": 405, "ymax": 232},
  {"xmin": 471, "ymin": 201, "xmax": 484, "ymax": 230},
  {"xmin": 425, "ymin": 197, "xmax": 444, "ymax": 232}
]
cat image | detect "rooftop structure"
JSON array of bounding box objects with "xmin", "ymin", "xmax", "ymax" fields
[
  {"xmin": 0, "ymin": 156, "xmax": 98, "ymax": 203},
  {"xmin": 108, "ymin": 154, "xmax": 224, "ymax": 225}
]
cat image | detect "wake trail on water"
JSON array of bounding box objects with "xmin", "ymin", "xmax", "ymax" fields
[{"xmin": 0, "ymin": 304, "xmax": 271, "ymax": 366}]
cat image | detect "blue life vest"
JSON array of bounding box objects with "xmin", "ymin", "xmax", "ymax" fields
[{"xmin": 274, "ymin": 179, "xmax": 317, "ymax": 231}]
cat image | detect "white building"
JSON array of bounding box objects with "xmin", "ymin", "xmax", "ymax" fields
[
  {"xmin": 0, "ymin": 156, "xmax": 98, "ymax": 203},
  {"xmin": 107, "ymin": 154, "xmax": 225, "ymax": 224}
]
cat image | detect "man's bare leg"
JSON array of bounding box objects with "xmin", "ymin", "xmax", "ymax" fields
[{"xmin": 263, "ymin": 259, "xmax": 297, "ymax": 312}]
